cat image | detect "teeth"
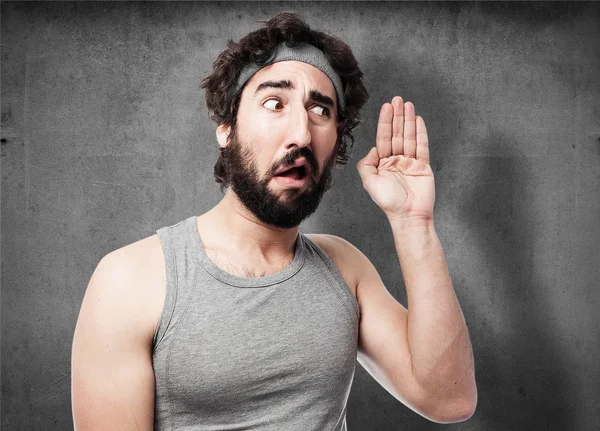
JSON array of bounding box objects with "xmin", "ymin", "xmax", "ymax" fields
[{"xmin": 275, "ymin": 164, "xmax": 306, "ymax": 180}]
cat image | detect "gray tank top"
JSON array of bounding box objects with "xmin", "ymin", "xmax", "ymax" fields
[{"xmin": 152, "ymin": 216, "xmax": 360, "ymax": 430}]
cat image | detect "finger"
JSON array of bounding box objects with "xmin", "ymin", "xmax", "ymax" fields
[
  {"xmin": 356, "ymin": 147, "xmax": 380, "ymax": 182},
  {"xmin": 403, "ymin": 101, "xmax": 416, "ymax": 158},
  {"xmin": 416, "ymin": 116, "xmax": 430, "ymax": 164},
  {"xmin": 376, "ymin": 103, "xmax": 393, "ymax": 159},
  {"xmin": 391, "ymin": 96, "xmax": 404, "ymax": 156}
]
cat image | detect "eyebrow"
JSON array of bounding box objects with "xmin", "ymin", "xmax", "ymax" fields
[
  {"xmin": 309, "ymin": 90, "xmax": 335, "ymax": 109},
  {"xmin": 254, "ymin": 79, "xmax": 336, "ymax": 109},
  {"xmin": 254, "ymin": 80, "xmax": 294, "ymax": 94}
]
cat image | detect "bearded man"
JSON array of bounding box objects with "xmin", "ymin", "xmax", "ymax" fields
[{"xmin": 71, "ymin": 12, "xmax": 477, "ymax": 431}]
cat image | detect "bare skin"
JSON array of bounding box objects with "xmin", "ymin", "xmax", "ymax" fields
[{"xmin": 72, "ymin": 61, "xmax": 476, "ymax": 429}]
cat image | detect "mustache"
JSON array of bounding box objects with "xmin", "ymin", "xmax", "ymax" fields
[{"xmin": 268, "ymin": 147, "xmax": 319, "ymax": 181}]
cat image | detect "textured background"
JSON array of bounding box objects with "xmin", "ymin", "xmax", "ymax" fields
[{"xmin": 2, "ymin": 2, "xmax": 599, "ymax": 430}]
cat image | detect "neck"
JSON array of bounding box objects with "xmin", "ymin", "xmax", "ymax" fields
[{"xmin": 198, "ymin": 189, "xmax": 299, "ymax": 259}]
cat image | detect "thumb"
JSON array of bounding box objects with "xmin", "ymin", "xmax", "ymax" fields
[{"xmin": 356, "ymin": 147, "xmax": 379, "ymax": 180}]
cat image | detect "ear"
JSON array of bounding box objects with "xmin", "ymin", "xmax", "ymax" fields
[{"xmin": 216, "ymin": 124, "xmax": 231, "ymax": 148}]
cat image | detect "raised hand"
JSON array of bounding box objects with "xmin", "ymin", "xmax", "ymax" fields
[{"xmin": 356, "ymin": 96, "xmax": 435, "ymax": 221}]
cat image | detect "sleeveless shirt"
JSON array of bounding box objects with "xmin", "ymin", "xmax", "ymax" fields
[{"xmin": 152, "ymin": 216, "xmax": 360, "ymax": 430}]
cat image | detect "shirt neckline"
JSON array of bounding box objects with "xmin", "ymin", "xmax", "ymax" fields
[{"xmin": 186, "ymin": 216, "xmax": 305, "ymax": 288}]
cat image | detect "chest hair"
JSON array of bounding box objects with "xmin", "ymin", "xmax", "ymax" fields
[{"xmin": 204, "ymin": 247, "xmax": 294, "ymax": 278}]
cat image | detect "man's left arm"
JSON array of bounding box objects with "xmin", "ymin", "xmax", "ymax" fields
[{"xmin": 352, "ymin": 96, "xmax": 477, "ymax": 422}]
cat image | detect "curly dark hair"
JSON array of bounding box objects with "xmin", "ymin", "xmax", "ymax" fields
[{"xmin": 200, "ymin": 12, "xmax": 369, "ymax": 187}]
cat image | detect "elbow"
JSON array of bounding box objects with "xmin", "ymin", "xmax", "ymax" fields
[
  {"xmin": 428, "ymin": 388, "xmax": 478, "ymax": 424},
  {"xmin": 440, "ymin": 397, "xmax": 477, "ymax": 423}
]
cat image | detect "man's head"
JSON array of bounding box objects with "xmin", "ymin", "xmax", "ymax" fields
[{"xmin": 201, "ymin": 13, "xmax": 369, "ymax": 228}]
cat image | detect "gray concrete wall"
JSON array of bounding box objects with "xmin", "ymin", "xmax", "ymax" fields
[{"xmin": 2, "ymin": 2, "xmax": 599, "ymax": 429}]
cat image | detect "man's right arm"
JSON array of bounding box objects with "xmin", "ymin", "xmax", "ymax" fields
[{"xmin": 71, "ymin": 236, "xmax": 165, "ymax": 430}]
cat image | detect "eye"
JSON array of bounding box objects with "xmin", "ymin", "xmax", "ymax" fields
[
  {"xmin": 262, "ymin": 98, "xmax": 283, "ymax": 111},
  {"xmin": 310, "ymin": 105, "xmax": 331, "ymax": 118}
]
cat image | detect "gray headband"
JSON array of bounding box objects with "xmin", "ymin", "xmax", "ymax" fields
[{"xmin": 235, "ymin": 42, "xmax": 345, "ymax": 110}]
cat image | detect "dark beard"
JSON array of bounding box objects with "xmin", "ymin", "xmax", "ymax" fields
[{"xmin": 221, "ymin": 127, "xmax": 336, "ymax": 229}]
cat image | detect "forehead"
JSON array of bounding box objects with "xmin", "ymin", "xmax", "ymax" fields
[{"xmin": 243, "ymin": 61, "xmax": 336, "ymax": 101}]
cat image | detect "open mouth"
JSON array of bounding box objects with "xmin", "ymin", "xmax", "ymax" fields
[{"xmin": 274, "ymin": 165, "xmax": 308, "ymax": 180}]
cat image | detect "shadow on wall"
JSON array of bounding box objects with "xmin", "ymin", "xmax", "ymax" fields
[
  {"xmin": 340, "ymin": 134, "xmax": 576, "ymax": 429},
  {"xmin": 334, "ymin": 29, "xmax": 575, "ymax": 431},
  {"xmin": 457, "ymin": 139, "xmax": 574, "ymax": 429}
]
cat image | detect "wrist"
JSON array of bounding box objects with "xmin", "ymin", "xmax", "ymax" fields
[
  {"xmin": 388, "ymin": 216, "xmax": 441, "ymax": 259},
  {"xmin": 387, "ymin": 214, "xmax": 435, "ymax": 233}
]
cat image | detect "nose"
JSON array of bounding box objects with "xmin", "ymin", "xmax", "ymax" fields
[{"xmin": 285, "ymin": 105, "xmax": 311, "ymax": 150}]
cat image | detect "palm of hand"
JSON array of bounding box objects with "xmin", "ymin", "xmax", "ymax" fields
[{"xmin": 357, "ymin": 97, "xmax": 435, "ymax": 220}]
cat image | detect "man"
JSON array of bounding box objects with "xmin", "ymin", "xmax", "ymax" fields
[{"xmin": 71, "ymin": 12, "xmax": 477, "ymax": 430}]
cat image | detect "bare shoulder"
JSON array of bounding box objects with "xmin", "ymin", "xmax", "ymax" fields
[
  {"xmin": 304, "ymin": 233, "xmax": 370, "ymax": 300},
  {"xmin": 104, "ymin": 233, "xmax": 164, "ymax": 273},
  {"xmin": 72, "ymin": 234, "xmax": 165, "ymax": 429},
  {"xmin": 87, "ymin": 234, "xmax": 166, "ymax": 344}
]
